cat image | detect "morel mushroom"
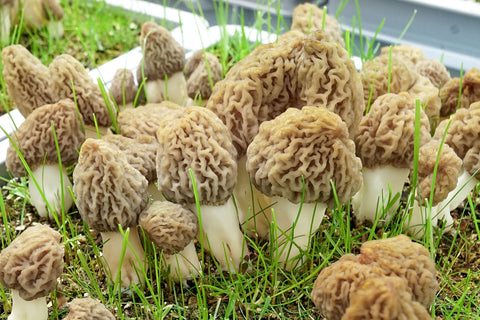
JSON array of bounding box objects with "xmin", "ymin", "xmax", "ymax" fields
[
  {"xmin": 439, "ymin": 67, "xmax": 480, "ymax": 117},
  {"xmin": 247, "ymin": 106, "xmax": 363, "ymax": 270},
  {"xmin": 65, "ymin": 297, "xmax": 115, "ymax": 320},
  {"xmin": 6, "ymin": 99, "xmax": 84, "ymax": 218},
  {"xmin": 0, "ymin": 224, "xmax": 64, "ymax": 320},
  {"xmin": 109, "ymin": 68, "xmax": 138, "ymax": 109},
  {"xmin": 416, "ymin": 58, "xmax": 451, "ymax": 88},
  {"xmin": 185, "ymin": 49, "xmax": 223, "ymax": 103},
  {"xmin": 73, "ymin": 138, "xmax": 149, "ymax": 287}
]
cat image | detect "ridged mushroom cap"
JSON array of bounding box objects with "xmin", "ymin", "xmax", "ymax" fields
[
  {"xmin": 0, "ymin": 224, "xmax": 64, "ymax": 301},
  {"xmin": 72, "ymin": 138, "xmax": 149, "ymax": 232},
  {"xmin": 139, "ymin": 200, "xmax": 198, "ymax": 255},
  {"xmin": 380, "ymin": 44, "xmax": 426, "ymax": 67},
  {"xmin": 137, "ymin": 21, "xmax": 185, "ymax": 81},
  {"xmin": 416, "ymin": 59, "xmax": 451, "ymax": 88},
  {"xmin": 462, "ymin": 141, "xmax": 480, "ymax": 179},
  {"xmin": 185, "ymin": 50, "xmax": 223, "ymax": 100},
  {"xmin": 48, "ymin": 54, "xmax": 112, "ymax": 127},
  {"xmin": 246, "ymin": 106, "xmax": 363, "ymax": 206},
  {"xmin": 439, "ymin": 67, "xmax": 480, "ymax": 117},
  {"xmin": 408, "ymin": 75, "xmax": 441, "ymax": 120},
  {"xmin": 156, "ymin": 106, "xmax": 237, "ymax": 205},
  {"xmin": 109, "ymin": 68, "xmax": 138, "ymax": 107},
  {"xmin": 1, "ymin": 44, "xmax": 54, "ymax": 117},
  {"xmin": 6, "ymin": 99, "xmax": 85, "ymax": 177},
  {"xmin": 65, "ymin": 298, "xmax": 115, "ymax": 320},
  {"xmin": 355, "ymin": 92, "xmax": 431, "ymax": 169}
]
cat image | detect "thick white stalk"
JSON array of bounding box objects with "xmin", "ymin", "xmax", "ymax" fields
[
  {"xmin": 8, "ymin": 289, "xmax": 47, "ymax": 320},
  {"xmin": 100, "ymin": 228, "xmax": 146, "ymax": 287},
  {"xmin": 269, "ymin": 196, "xmax": 327, "ymax": 271},
  {"xmin": 188, "ymin": 198, "xmax": 249, "ymax": 272},
  {"xmin": 351, "ymin": 166, "xmax": 410, "ymax": 223},
  {"xmin": 28, "ymin": 164, "xmax": 73, "ymax": 219},
  {"xmin": 144, "ymin": 71, "xmax": 188, "ymax": 106},
  {"xmin": 164, "ymin": 241, "xmax": 201, "ymax": 281},
  {"xmin": 404, "ymin": 199, "xmax": 438, "ymax": 239},
  {"xmin": 1, "ymin": 6, "xmax": 10, "ymax": 44}
]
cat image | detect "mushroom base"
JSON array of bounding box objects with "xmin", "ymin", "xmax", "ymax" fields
[
  {"xmin": 144, "ymin": 71, "xmax": 189, "ymax": 106},
  {"xmin": 164, "ymin": 241, "xmax": 201, "ymax": 281},
  {"xmin": 8, "ymin": 289, "xmax": 48, "ymax": 320}
]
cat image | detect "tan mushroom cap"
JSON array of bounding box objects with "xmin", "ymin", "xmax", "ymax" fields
[
  {"xmin": 6, "ymin": 99, "xmax": 85, "ymax": 177},
  {"xmin": 342, "ymin": 276, "xmax": 432, "ymax": 320},
  {"xmin": 355, "ymin": 92, "xmax": 431, "ymax": 169},
  {"xmin": 290, "ymin": 3, "xmax": 345, "ymax": 46},
  {"xmin": 109, "ymin": 68, "xmax": 138, "ymax": 107},
  {"xmin": 65, "ymin": 297, "xmax": 115, "ymax": 320},
  {"xmin": 156, "ymin": 106, "xmax": 237, "ymax": 205},
  {"xmin": 417, "ymin": 139, "xmax": 462, "ymax": 205},
  {"xmin": 380, "ymin": 44, "xmax": 426, "ymax": 67},
  {"xmin": 137, "ymin": 21, "xmax": 185, "ymax": 81},
  {"xmin": 185, "ymin": 50, "xmax": 223, "ymax": 100},
  {"xmin": 0, "ymin": 224, "xmax": 64, "ymax": 301},
  {"xmin": 72, "ymin": 138, "xmax": 149, "ymax": 232},
  {"xmin": 117, "ymin": 101, "xmax": 184, "ymax": 139},
  {"xmin": 139, "ymin": 200, "xmax": 198, "ymax": 255},
  {"xmin": 407, "ymin": 75, "xmax": 441, "ymax": 120},
  {"xmin": 439, "ymin": 67, "xmax": 480, "ymax": 117},
  {"xmin": 462, "ymin": 141, "xmax": 480, "ymax": 179},
  {"xmin": 247, "ymin": 106, "xmax": 363, "ymax": 207},
  {"xmin": 48, "ymin": 54, "xmax": 113, "ymax": 127},
  {"xmin": 416, "ymin": 59, "xmax": 451, "ymax": 88},
  {"xmin": 1, "ymin": 44, "xmax": 54, "ymax": 117},
  {"xmin": 102, "ymin": 134, "xmax": 158, "ymax": 183}
]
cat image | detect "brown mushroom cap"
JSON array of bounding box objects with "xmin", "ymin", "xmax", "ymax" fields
[
  {"xmin": 137, "ymin": 21, "xmax": 185, "ymax": 81},
  {"xmin": 380, "ymin": 44, "xmax": 426, "ymax": 67},
  {"xmin": 6, "ymin": 99, "xmax": 85, "ymax": 177},
  {"xmin": 290, "ymin": 3, "xmax": 345, "ymax": 46},
  {"xmin": 1, "ymin": 44, "xmax": 54, "ymax": 117},
  {"xmin": 416, "ymin": 59, "xmax": 451, "ymax": 88},
  {"xmin": 109, "ymin": 68, "xmax": 138, "ymax": 107},
  {"xmin": 462, "ymin": 141, "xmax": 480, "ymax": 179},
  {"xmin": 139, "ymin": 200, "xmax": 198, "ymax": 255},
  {"xmin": 417, "ymin": 139, "xmax": 462, "ymax": 205},
  {"xmin": 40, "ymin": 0, "xmax": 65, "ymax": 21},
  {"xmin": 439, "ymin": 67, "xmax": 480, "ymax": 117},
  {"xmin": 72, "ymin": 138, "xmax": 149, "ymax": 232},
  {"xmin": 246, "ymin": 106, "xmax": 363, "ymax": 207},
  {"xmin": 342, "ymin": 276, "xmax": 432, "ymax": 320},
  {"xmin": 48, "ymin": 54, "xmax": 113, "ymax": 127},
  {"xmin": 156, "ymin": 106, "xmax": 237, "ymax": 205},
  {"xmin": 355, "ymin": 92, "xmax": 431, "ymax": 169},
  {"xmin": 407, "ymin": 75, "xmax": 441, "ymax": 120},
  {"xmin": 0, "ymin": 224, "xmax": 64, "ymax": 301},
  {"xmin": 185, "ymin": 50, "xmax": 223, "ymax": 100},
  {"xmin": 65, "ymin": 297, "xmax": 115, "ymax": 320}
]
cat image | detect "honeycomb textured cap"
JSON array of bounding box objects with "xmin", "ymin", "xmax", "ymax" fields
[
  {"xmin": 439, "ymin": 68, "xmax": 480, "ymax": 117},
  {"xmin": 65, "ymin": 298, "xmax": 115, "ymax": 320},
  {"xmin": 246, "ymin": 106, "xmax": 363, "ymax": 206},
  {"xmin": 1, "ymin": 44, "xmax": 54, "ymax": 117},
  {"xmin": 48, "ymin": 54, "xmax": 112, "ymax": 127},
  {"xmin": 109, "ymin": 68, "xmax": 138, "ymax": 106},
  {"xmin": 380, "ymin": 44, "xmax": 426, "ymax": 67},
  {"xmin": 355, "ymin": 92, "xmax": 431, "ymax": 168},
  {"xmin": 139, "ymin": 201, "xmax": 198, "ymax": 255},
  {"xmin": 462, "ymin": 141, "xmax": 480, "ymax": 179},
  {"xmin": 6, "ymin": 99, "xmax": 85, "ymax": 177},
  {"xmin": 137, "ymin": 21, "xmax": 185, "ymax": 81},
  {"xmin": 156, "ymin": 106, "xmax": 237, "ymax": 205},
  {"xmin": 72, "ymin": 138, "xmax": 149, "ymax": 232},
  {"xmin": 0, "ymin": 224, "xmax": 64, "ymax": 301},
  {"xmin": 185, "ymin": 50, "xmax": 223, "ymax": 100},
  {"xmin": 416, "ymin": 59, "xmax": 451, "ymax": 88}
]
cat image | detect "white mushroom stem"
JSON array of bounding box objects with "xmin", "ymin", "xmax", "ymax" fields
[
  {"xmin": 28, "ymin": 164, "xmax": 74, "ymax": 219},
  {"xmin": 403, "ymin": 199, "xmax": 440, "ymax": 239},
  {"xmin": 100, "ymin": 228, "xmax": 146, "ymax": 287},
  {"xmin": 234, "ymin": 155, "xmax": 272, "ymax": 239},
  {"xmin": 188, "ymin": 198, "xmax": 249, "ymax": 272},
  {"xmin": 8, "ymin": 289, "xmax": 48, "ymax": 320},
  {"xmin": 1, "ymin": 5, "xmax": 11, "ymax": 44},
  {"xmin": 164, "ymin": 241, "xmax": 201, "ymax": 281},
  {"xmin": 144, "ymin": 71, "xmax": 188, "ymax": 106},
  {"xmin": 269, "ymin": 196, "xmax": 327, "ymax": 271},
  {"xmin": 351, "ymin": 166, "xmax": 410, "ymax": 223},
  {"xmin": 47, "ymin": 20, "xmax": 64, "ymax": 39}
]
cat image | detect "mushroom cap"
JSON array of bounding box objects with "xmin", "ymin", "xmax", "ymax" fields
[
  {"xmin": 185, "ymin": 50, "xmax": 223, "ymax": 100},
  {"xmin": 246, "ymin": 106, "xmax": 363, "ymax": 206},
  {"xmin": 416, "ymin": 59, "xmax": 451, "ymax": 88},
  {"xmin": 137, "ymin": 21, "xmax": 185, "ymax": 81},
  {"xmin": 109, "ymin": 68, "xmax": 138, "ymax": 106},
  {"xmin": 462, "ymin": 141, "xmax": 480, "ymax": 179},
  {"xmin": 342, "ymin": 276, "xmax": 432, "ymax": 320},
  {"xmin": 290, "ymin": 3, "xmax": 345, "ymax": 46},
  {"xmin": 65, "ymin": 297, "xmax": 115, "ymax": 320},
  {"xmin": 355, "ymin": 92, "xmax": 431, "ymax": 169},
  {"xmin": 380, "ymin": 44, "xmax": 426, "ymax": 67},
  {"xmin": 102, "ymin": 134, "xmax": 158, "ymax": 183},
  {"xmin": 0, "ymin": 224, "xmax": 64, "ymax": 301},
  {"xmin": 417, "ymin": 139, "xmax": 462, "ymax": 205},
  {"xmin": 6, "ymin": 99, "xmax": 85, "ymax": 177},
  {"xmin": 72, "ymin": 138, "xmax": 149, "ymax": 232},
  {"xmin": 439, "ymin": 67, "xmax": 480, "ymax": 117},
  {"xmin": 48, "ymin": 54, "xmax": 113, "ymax": 127},
  {"xmin": 40, "ymin": 0, "xmax": 65, "ymax": 20},
  {"xmin": 139, "ymin": 200, "xmax": 198, "ymax": 255},
  {"xmin": 407, "ymin": 75, "xmax": 441, "ymax": 120},
  {"xmin": 117, "ymin": 101, "xmax": 184, "ymax": 139},
  {"xmin": 156, "ymin": 106, "xmax": 237, "ymax": 205},
  {"xmin": 1, "ymin": 44, "xmax": 54, "ymax": 117}
]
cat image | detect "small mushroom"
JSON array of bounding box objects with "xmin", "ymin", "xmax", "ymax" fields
[
  {"xmin": 247, "ymin": 106, "xmax": 363, "ymax": 269},
  {"xmin": 73, "ymin": 138, "xmax": 149, "ymax": 287},
  {"xmin": 439, "ymin": 67, "xmax": 480, "ymax": 117},
  {"xmin": 6, "ymin": 99, "xmax": 85, "ymax": 218},
  {"xmin": 416, "ymin": 59, "xmax": 451, "ymax": 88},
  {"xmin": 137, "ymin": 21, "xmax": 189, "ymax": 106},
  {"xmin": 0, "ymin": 224, "xmax": 64, "ymax": 320},
  {"xmin": 379, "ymin": 44, "xmax": 426, "ymax": 68},
  {"xmin": 185, "ymin": 49, "xmax": 223, "ymax": 103},
  {"xmin": 139, "ymin": 200, "xmax": 201, "ymax": 280},
  {"xmin": 109, "ymin": 68, "xmax": 138, "ymax": 109},
  {"xmin": 64, "ymin": 297, "xmax": 115, "ymax": 320}
]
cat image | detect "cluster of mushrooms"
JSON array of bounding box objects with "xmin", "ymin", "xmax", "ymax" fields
[{"xmin": 1, "ymin": 1, "xmax": 480, "ymax": 319}]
